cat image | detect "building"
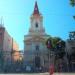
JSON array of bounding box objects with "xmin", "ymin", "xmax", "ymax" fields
[
  {"xmin": 0, "ymin": 27, "xmax": 12, "ymax": 66},
  {"xmin": 0, "ymin": 22, "xmax": 19, "ymax": 67},
  {"xmin": 24, "ymin": 2, "xmax": 50, "ymax": 69},
  {"xmin": 66, "ymin": 31, "xmax": 75, "ymax": 71},
  {"xmin": 12, "ymin": 39, "xmax": 21, "ymax": 62}
]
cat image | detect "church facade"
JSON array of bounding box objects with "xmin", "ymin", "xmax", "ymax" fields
[{"xmin": 24, "ymin": 2, "xmax": 50, "ymax": 69}]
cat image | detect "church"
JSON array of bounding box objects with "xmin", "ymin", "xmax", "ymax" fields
[{"xmin": 24, "ymin": 2, "xmax": 50, "ymax": 69}]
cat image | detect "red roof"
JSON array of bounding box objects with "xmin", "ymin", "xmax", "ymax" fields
[{"xmin": 33, "ymin": 1, "xmax": 39, "ymax": 15}]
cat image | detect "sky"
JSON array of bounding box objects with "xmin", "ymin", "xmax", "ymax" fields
[{"xmin": 0, "ymin": 0, "xmax": 75, "ymax": 50}]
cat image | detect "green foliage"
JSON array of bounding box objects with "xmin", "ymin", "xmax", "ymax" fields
[
  {"xmin": 55, "ymin": 40, "xmax": 65, "ymax": 58},
  {"xmin": 69, "ymin": 0, "xmax": 75, "ymax": 20},
  {"xmin": 46, "ymin": 36, "xmax": 62, "ymax": 49},
  {"xmin": 73, "ymin": 16, "xmax": 75, "ymax": 19},
  {"xmin": 46, "ymin": 36, "xmax": 66, "ymax": 59},
  {"xmin": 70, "ymin": 0, "xmax": 75, "ymax": 7},
  {"xmin": 52, "ymin": 37, "xmax": 61, "ymax": 48}
]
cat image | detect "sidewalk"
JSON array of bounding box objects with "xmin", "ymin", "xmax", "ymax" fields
[
  {"xmin": 0, "ymin": 73, "xmax": 75, "ymax": 75},
  {"xmin": 53, "ymin": 73, "xmax": 75, "ymax": 75}
]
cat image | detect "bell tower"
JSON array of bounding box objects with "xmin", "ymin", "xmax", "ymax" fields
[
  {"xmin": 29, "ymin": 1, "xmax": 45, "ymax": 35},
  {"xmin": 24, "ymin": 1, "xmax": 49, "ymax": 69}
]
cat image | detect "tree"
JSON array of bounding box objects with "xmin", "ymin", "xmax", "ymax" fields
[
  {"xmin": 55, "ymin": 40, "xmax": 65, "ymax": 59},
  {"xmin": 46, "ymin": 37, "xmax": 66, "ymax": 71},
  {"xmin": 73, "ymin": 15, "xmax": 75, "ymax": 19},
  {"xmin": 69, "ymin": 31, "xmax": 75, "ymax": 40},
  {"xmin": 70, "ymin": 0, "xmax": 75, "ymax": 7},
  {"xmin": 46, "ymin": 37, "xmax": 65, "ymax": 57},
  {"xmin": 52, "ymin": 37, "xmax": 61, "ymax": 49},
  {"xmin": 70, "ymin": 0, "xmax": 75, "ymax": 20}
]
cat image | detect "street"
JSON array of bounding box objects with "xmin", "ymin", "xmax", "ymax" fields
[{"xmin": 0, "ymin": 73, "xmax": 75, "ymax": 75}]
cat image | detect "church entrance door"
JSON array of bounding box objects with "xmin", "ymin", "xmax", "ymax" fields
[{"xmin": 35, "ymin": 56, "xmax": 41, "ymax": 68}]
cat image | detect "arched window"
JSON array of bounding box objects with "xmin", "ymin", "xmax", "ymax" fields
[
  {"xmin": 35, "ymin": 22, "xmax": 38, "ymax": 28},
  {"xmin": 36, "ymin": 45, "xmax": 39, "ymax": 51}
]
